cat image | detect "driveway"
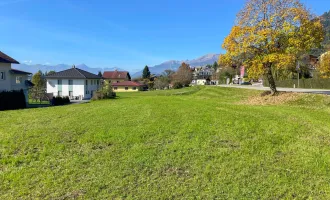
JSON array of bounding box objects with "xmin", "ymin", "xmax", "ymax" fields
[{"xmin": 218, "ymin": 84, "xmax": 330, "ymax": 95}]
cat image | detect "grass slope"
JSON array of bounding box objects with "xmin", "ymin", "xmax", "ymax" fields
[{"xmin": 1, "ymin": 87, "xmax": 330, "ymax": 199}]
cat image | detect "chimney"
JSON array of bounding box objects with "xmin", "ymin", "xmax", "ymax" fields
[{"xmin": 72, "ymin": 65, "xmax": 76, "ymax": 69}]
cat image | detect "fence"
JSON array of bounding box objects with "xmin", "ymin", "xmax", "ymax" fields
[{"xmin": 263, "ymin": 78, "xmax": 330, "ymax": 89}]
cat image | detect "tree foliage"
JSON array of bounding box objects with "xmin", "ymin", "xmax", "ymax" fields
[
  {"xmin": 212, "ymin": 61, "xmax": 218, "ymax": 71},
  {"xmin": 46, "ymin": 71, "xmax": 56, "ymax": 76},
  {"xmin": 142, "ymin": 65, "xmax": 151, "ymax": 79},
  {"xmin": 173, "ymin": 62, "xmax": 193, "ymax": 86},
  {"xmin": 319, "ymin": 51, "xmax": 330, "ymax": 78},
  {"xmin": 220, "ymin": 0, "xmax": 324, "ymax": 94},
  {"xmin": 30, "ymin": 70, "xmax": 47, "ymax": 103},
  {"xmin": 154, "ymin": 77, "xmax": 170, "ymax": 90},
  {"xmin": 92, "ymin": 80, "xmax": 116, "ymax": 100}
]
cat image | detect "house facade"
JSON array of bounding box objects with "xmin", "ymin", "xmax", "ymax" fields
[
  {"xmin": 103, "ymin": 70, "xmax": 131, "ymax": 83},
  {"xmin": 0, "ymin": 51, "xmax": 32, "ymax": 102},
  {"xmin": 112, "ymin": 81, "xmax": 145, "ymax": 92},
  {"xmin": 46, "ymin": 67, "xmax": 101, "ymax": 100}
]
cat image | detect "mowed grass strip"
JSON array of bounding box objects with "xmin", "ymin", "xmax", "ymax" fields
[{"xmin": 1, "ymin": 87, "xmax": 330, "ymax": 199}]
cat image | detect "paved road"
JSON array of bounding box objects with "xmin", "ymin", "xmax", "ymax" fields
[{"xmin": 218, "ymin": 84, "xmax": 330, "ymax": 95}]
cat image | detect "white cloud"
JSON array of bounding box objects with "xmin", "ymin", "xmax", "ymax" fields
[{"xmin": 23, "ymin": 60, "xmax": 33, "ymax": 64}]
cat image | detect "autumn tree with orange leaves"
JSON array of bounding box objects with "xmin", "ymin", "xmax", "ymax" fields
[{"xmin": 219, "ymin": 0, "xmax": 324, "ymax": 95}]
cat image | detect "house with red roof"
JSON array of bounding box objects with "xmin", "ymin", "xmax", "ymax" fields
[
  {"xmin": 112, "ymin": 81, "xmax": 146, "ymax": 92},
  {"xmin": 103, "ymin": 70, "xmax": 131, "ymax": 84},
  {"xmin": 0, "ymin": 51, "xmax": 33, "ymax": 102}
]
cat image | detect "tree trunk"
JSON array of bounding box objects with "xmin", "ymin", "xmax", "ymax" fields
[{"xmin": 265, "ymin": 63, "xmax": 278, "ymax": 95}]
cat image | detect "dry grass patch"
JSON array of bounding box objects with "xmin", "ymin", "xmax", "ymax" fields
[{"xmin": 239, "ymin": 92, "xmax": 303, "ymax": 105}]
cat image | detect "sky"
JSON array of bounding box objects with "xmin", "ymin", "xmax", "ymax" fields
[{"xmin": 0, "ymin": 0, "xmax": 329, "ymax": 72}]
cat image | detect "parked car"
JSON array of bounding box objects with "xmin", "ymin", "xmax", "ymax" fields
[{"xmin": 241, "ymin": 82, "xmax": 252, "ymax": 85}]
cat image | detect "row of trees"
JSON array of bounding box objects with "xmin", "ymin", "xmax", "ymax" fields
[{"xmin": 139, "ymin": 63, "xmax": 193, "ymax": 90}]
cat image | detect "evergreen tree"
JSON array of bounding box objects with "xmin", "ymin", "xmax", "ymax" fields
[
  {"xmin": 98, "ymin": 71, "xmax": 103, "ymax": 77},
  {"xmin": 212, "ymin": 61, "xmax": 218, "ymax": 71},
  {"xmin": 142, "ymin": 65, "xmax": 151, "ymax": 79}
]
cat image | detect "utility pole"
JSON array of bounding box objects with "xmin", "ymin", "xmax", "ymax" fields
[{"xmin": 297, "ymin": 62, "xmax": 300, "ymax": 88}]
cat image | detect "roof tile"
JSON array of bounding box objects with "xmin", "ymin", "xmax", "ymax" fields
[
  {"xmin": 103, "ymin": 71, "xmax": 130, "ymax": 79},
  {"xmin": 45, "ymin": 68, "xmax": 100, "ymax": 79},
  {"xmin": 0, "ymin": 51, "xmax": 20, "ymax": 64},
  {"xmin": 112, "ymin": 81, "xmax": 145, "ymax": 87}
]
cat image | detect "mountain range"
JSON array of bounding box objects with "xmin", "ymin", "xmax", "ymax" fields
[
  {"xmin": 131, "ymin": 53, "xmax": 219, "ymax": 78},
  {"xmin": 320, "ymin": 10, "xmax": 330, "ymax": 49},
  {"xmin": 11, "ymin": 63, "xmax": 125, "ymax": 75},
  {"xmin": 12, "ymin": 53, "xmax": 220, "ymax": 77}
]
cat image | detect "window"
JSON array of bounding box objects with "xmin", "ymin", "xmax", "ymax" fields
[
  {"xmin": 69, "ymin": 80, "xmax": 73, "ymax": 85},
  {"xmin": 132, "ymin": 87, "xmax": 136, "ymax": 90},
  {"xmin": 86, "ymin": 80, "xmax": 88, "ymax": 85},
  {"xmin": 97, "ymin": 80, "xmax": 99, "ymax": 85},
  {"xmin": 86, "ymin": 90, "xmax": 89, "ymax": 94},
  {"xmin": 58, "ymin": 91, "xmax": 62, "ymax": 96},
  {"xmin": 114, "ymin": 87, "xmax": 117, "ymax": 90},
  {"xmin": 58, "ymin": 79, "xmax": 62, "ymax": 85},
  {"xmin": 125, "ymin": 87, "xmax": 128, "ymax": 90},
  {"xmin": 16, "ymin": 76, "xmax": 23, "ymax": 84},
  {"xmin": 0, "ymin": 72, "xmax": 5, "ymax": 80},
  {"xmin": 69, "ymin": 91, "xmax": 73, "ymax": 97}
]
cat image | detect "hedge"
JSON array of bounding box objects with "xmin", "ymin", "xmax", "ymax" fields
[
  {"xmin": 263, "ymin": 78, "xmax": 330, "ymax": 89},
  {"xmin": 0, "ymin": 90, "xmax": 26, "ymax": 111},
  {"xmin": 51, "ymin": 96, "xmax": 70, "ymax": 106}
]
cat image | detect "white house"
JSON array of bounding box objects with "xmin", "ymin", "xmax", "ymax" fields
[
  {"xmin": 45, "ymin": 66, "xmax": 101, "ymax": 100},
  {"xmin": 0, "ymin": 51, "xmax": 33, "ymax": 102}
]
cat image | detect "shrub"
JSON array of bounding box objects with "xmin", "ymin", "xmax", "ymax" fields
[
  {"xmin": 92, "ymin": 91, "xmax": 116, "ymax": 100},
  {"xmin": 173, "ymin": 82, "xmax": 183, "ymax": 89},
  {"xmin": 0, "ymin": 90, "xmax": 26, "ymax": 111},
  {"xmin": 52, "ymin": 96, "xmax": 70, "ymax": 106},
  {"xmin": 92, "ymin": 81, "xmax": 116, "ymax": 100}
]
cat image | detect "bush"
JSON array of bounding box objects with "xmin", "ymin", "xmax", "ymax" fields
[
  {"xmin": 0, "ymin": 90, "xmax": 26, "ymax": 111},
  {"xmin": 92, "ymin": 81, "xmax": 116, "ymax": 100},
  {"xmin": 52, "ymin": 96, "xmax": 70, "ymax": 106},
  {"xmin": 173, "ymin": 82, "xmax": 183, "ymax": 89},
  {"xmin": 92, "ymin": 91, "xmax": 116, "ymax": 100}
]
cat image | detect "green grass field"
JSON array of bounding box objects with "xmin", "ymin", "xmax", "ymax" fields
[{"xmin": 1, "ymin": 87, "xmax": 330, "ymax": 199}]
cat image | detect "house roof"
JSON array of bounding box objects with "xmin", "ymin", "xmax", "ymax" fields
[
  {"xmin": 10, "ymin": 69, "xmax": 32, "ymax": 75},
  {"xmin": 103, "ymin": 71, "xmax": 130, "ymax": 79},
  {"xmin": 45, "ymin": 67, "xmax": 100, "ymax": 79},
  {"xmin": 0, "ymin": 51, "xmax": 20, "ymax": 64},
  {"xmin": 112, "ymin": 81, "xmax": 145, "ymax": 87}
]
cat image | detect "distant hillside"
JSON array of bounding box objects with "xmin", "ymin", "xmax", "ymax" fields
[
  {"xmin": 321, "ymin": 11, "xmax": 330, "ymax": 49},
  {"xmin": 132, "ymin": 53, "xmax": 220, "ymax": 78}
]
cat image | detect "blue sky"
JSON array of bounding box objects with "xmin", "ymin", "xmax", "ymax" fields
[{"xmin": 0, "ymin": 0, "xmax": 328, "ymax": 72}]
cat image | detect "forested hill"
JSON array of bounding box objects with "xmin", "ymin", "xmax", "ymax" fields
[{"xmin": 321, "ymin": 11, "xmax": 330, "ymax": 49}]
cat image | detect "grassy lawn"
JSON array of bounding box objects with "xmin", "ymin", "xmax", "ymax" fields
[
  {"xmin": 1, "ymin": 87, "xmax": 330, "ymax": 199},
  {"xmin": 28, "ymin": 99, "xmax": 50, "ymax": 105}
]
